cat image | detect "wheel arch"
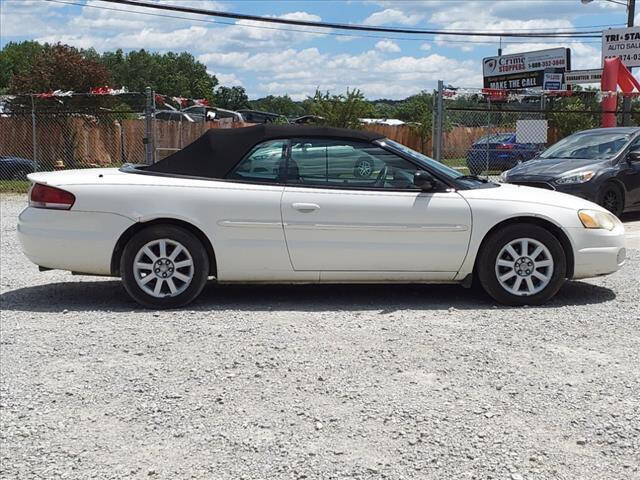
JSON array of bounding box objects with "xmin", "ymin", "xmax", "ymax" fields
[
  {"xmin": 111, "ymin": 218, "xmax": 217, "ymax": 277},
  {"xmin": 474, "ymin": 216, "xmax": 575, "ymax": 279},
  {"xmin": 601, "ymin": 177, "xmax": 627, "ymax": 202}
]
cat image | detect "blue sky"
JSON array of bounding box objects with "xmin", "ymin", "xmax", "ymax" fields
[{"xmin": 0, "ymin": 0, "xmax": 630, "ymax": 99}]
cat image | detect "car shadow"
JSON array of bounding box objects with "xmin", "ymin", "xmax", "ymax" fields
[{"xmin": 0, "ymin": 278, "xmax": 616, "ymax": 314}]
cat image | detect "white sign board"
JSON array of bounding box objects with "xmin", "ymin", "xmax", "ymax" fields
[
  {"xmin": 543, "ymin": 72, "xmax": 563, "ymax": 90},
  {"xmin": 565, "ymin": 69, "xmax": 603, "ymax": 85},
  {"xmin": 482, "ymin": 47, "xmax": 570, "ymax": 90},
  {"xmin": 516, "ymin": 120, "xmax": 547, "ymax": 144},
  {"xmin": 602, "ymin": 26, "xmax": 640, "ymax": 68}
]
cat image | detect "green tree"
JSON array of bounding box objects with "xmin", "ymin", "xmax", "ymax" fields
[
  {"xmin": 548, "ymin": 91, "xmax": 599, "ymax": 138},
  {"xmin": 212, "ymin": 85, "xmax": 249, "ymax": 110},
  {"xmin": 99, "ymin": 49, "xmax": 218, "ymax": 99},
  {"xmin": 249, "ymin": 95, "xmax": 303, "ymax": 117},
  {"xmin": 395, "ymin": 91, "xmax": 433, "ymax": 123},
  {"xmin": 308, "ymin": 88, "xmax": 373, "ymax": 129},
  {"xmin": 0, "ymin": 41, "xmax": 45, "ymax": 93},
  {"xmin": 7, "ymin": 43, "xmax": 109, "ymax": 94}
]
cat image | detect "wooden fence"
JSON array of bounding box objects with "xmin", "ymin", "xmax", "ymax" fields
[{"xmin": 0, "ymin": 116, "xmax": 556, "ymax": 169}]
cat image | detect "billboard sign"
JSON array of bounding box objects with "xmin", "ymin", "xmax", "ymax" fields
[
  {"xmin": 483, "ymin": 47, "xmax": 570, "ymax": 89},
  {"xmin": 565, "ymin": 68, "xmax": 603, "ymax": 85},
  {"xmin": 602, "ymin": 26, "xmax": 640, "ymax": 68}
]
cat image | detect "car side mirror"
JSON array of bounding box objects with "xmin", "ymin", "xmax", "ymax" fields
[
  {"xmin": 628, "ymin": 150, "xmax": 640, "ymax": 163},
  {"xmin": 413, "ymin": 170, "xmax": 437, "ymax": 191}
]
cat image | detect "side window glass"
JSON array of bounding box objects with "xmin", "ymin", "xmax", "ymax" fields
[
  {"xmin": 290, "ymin": 139, "xmax": 419, "ymax": 189},
  {"xmin": 228, "ymin": 140, "xmax": 287, "ymax": 183},
  {"xmin": 629, "ymin": 137, "xmax": 640, "ymax": 152}
]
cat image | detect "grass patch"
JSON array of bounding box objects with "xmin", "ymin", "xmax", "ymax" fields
[
  {"xmin": 0, "ymin": 180, "xmax": 30, "ymax": 193},
  {"xmin": 443, "ymin": 157, "xmax": 467, "ymax": 168}
]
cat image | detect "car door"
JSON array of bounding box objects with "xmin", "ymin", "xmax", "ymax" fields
[
  {"xmin": 620, "ymin": 139, "xmax": 640, "ymax": 208},
  {"xmin": 220, "ymin": 139, "xmax": 302, "ymax": 281},
  {"xmin": 281, "ymin": 138, "xmax": 472, "ymax": 277}
]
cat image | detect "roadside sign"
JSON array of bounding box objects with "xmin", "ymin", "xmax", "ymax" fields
[
  {"xmin": 543, "ymin": 72, "xmax": 563, "ymax": 90},
  {"xmin": 602, "ymin": 26, "xmax": 640, "ymax": 68},
  {"xmin": 565, "ymin": 68, "xmax": 603, "ymax": 85},
  {"xmin": 483, "ymin": 48, "xmax": 570, "ymax": 90}
]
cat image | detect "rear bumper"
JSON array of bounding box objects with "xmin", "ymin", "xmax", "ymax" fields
[
  {"xmin": 18, "ymin": 207, "xmax": 135, "ymax": 275},
  {"xmin": 568, "ymin": 224, "xmax": 626, "ymax": 279}
]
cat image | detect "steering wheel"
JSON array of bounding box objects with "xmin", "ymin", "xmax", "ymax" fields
[{"xmin": 373, "ymin": 166, "xmax": 389, "ymax": 187}]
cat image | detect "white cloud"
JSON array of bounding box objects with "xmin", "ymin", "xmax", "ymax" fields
[
  {"xmin": 420, "ymin": 43, "xmax": 432, "ymax": 51},
  {"xmin": 375, "ymin": 40, "xmax": 401, "ymax": 53},
  {"xmin": 362, "ymin": 8, "xmax": 424, "ymax": 26},
  {"xmin": 212, "ymin": 72, "xmax": 243, "ymax": 86}
]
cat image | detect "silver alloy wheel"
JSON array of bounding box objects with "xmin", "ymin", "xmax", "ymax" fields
[
  {"xmin": 494, "ymin": 237, "xmax": 554, "ymax": 296},
  {"xmin": 133, "ymin": 238, "xmax": 194, "ymax": 298},
  {"xmin": 357, "ymin": 160, "xmax": 372, "ymax": 177}
]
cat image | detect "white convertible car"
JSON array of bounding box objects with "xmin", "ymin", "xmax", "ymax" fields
[{"xmin": 18, "ymin": 125, "xmax": 626, "ymax": 308}]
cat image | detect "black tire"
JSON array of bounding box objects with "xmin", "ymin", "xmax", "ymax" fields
[
  {"xmin": 477, "ymin": 224, "xmax": 566, "ymax": 306},
  {"xmin": 120, "ymin": 225, "xmax": 209, "ymax": 309},
  {"xmin": 598, "ymin": 182, "xmax": 624, "ymax": 218}
]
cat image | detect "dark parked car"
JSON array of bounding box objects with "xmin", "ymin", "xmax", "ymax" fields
[
  {"xmin": 466, "ymin": 132, "xmax": 543, "ymax": 175},
  {"xmin": 237, "ymin": 109, "xmax": 288, "ymax": 124},
  {"xmin": 154, "ymin": 110, "xmax": 196, "ymax": 122},
  {"xmin": 181, "ymin": 106, "xmax": 244, "ymax": 123},
  {"xmin": 502, "ymin": 127, "xmax": 640, "ymax": 217},
  {"xmin": 0, "ymin": 156, "xmax": 36, "ymax": 180}
]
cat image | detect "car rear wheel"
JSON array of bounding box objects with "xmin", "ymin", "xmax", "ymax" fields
[
  {"xmin": 121, "ymin": 225, "xmax": 209, "ymax": 309},
  {"xmin": 477, "ymin": 224, "xmax": 566, "ymax": 306},
  {"xmin": 598, "ymin": 183, "xmax": 624, "ymax": 218}
]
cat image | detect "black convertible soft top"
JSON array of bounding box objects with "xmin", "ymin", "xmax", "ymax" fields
[{"xmin": 144, "ymin": 124, "xmax": 385, "ymax": 179}]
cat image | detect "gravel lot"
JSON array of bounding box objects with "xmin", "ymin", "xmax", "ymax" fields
[{"xmin": 1, "ymin": 194, "xmax": 639, "ymax": 480}]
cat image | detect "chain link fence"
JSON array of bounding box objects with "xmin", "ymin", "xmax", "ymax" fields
[
  {"xmin": 432, "ymin": 86, "xmax": 623, "ymax": 180},
  {"xmin": 0, "ymin": 86, "xmax": 633, "ymax": 192},
  {"xmin": 0, "ymin": 92, "xmax": 148, "ymax": 192}
]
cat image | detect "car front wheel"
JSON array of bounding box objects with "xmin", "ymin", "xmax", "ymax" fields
[
  {"xmin": 598, "ymin": 183, "xmax": 624, "ymax": 218},
  {"xmin": 121, "ymin": 225, "xmax": 209, "ymax": 308},
  {"xmin": 477, "ymin": 224, "xmax": 566, "ymax": 306}
]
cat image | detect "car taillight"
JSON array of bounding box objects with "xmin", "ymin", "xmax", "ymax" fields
[
  {"xmin": 30, "ymin": 183, "xmax": 75, "ymax": 210},
  {"xmin": 497, "ymin": 144, "xmax": 514, "ymax": 150}
]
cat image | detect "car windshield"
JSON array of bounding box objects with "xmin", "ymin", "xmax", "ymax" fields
[
  {"xmin": 539, "ymin": 131, "xmax": 632, "ymax": 160},
  {"xmin": 381, "ymin": 139, "xmax": 496, "ymax": 188}
]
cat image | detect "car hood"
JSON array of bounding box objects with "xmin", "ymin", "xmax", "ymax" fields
[
  {"xmin": 459, "ymin": 183, "xmax": 605, "ymax": 212},
  {"xmin": 506, "ymin": 157, "xmax": 606, "ymax": 178}
]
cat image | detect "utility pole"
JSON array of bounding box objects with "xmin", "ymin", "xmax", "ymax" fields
[{"xmin": 623, "ymin": 0, "xmax": 635, "ymax": 126}]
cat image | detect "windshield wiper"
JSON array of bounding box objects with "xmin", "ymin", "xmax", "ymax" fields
[{"xmin": 458, "ymin": 174, "xmax": 489, "ymax": 183}]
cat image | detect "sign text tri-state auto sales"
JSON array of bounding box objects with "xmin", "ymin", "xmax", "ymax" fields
[
  {"xmin": 602, "ymin": 26, "xmax": 640, "ymax": 68},
  {"xmin": 482, "ymin": 48, "xmax": 570, "ymax": 90}
]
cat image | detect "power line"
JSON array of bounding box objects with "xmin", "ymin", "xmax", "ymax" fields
[
  {"xmin": 44, "ymin": 0, "xmax": 604, "ymax": 45},
  {"xmin": 96, "ymin": 0, "xmax": 604, "ymax": 38}
]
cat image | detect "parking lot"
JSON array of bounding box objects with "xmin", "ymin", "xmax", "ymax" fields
[{"xmin": 1, "ymin": 193, "xmax": 639, "ymax": 480}]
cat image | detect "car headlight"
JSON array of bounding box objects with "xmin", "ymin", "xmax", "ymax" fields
[
  {"xmin": 555, "ymin": 170, "xmax": 595, "ymax": 185},
  {"xmin": 499, "ymin": 170, "xmax": 509, "ymax": 183},
  {"xmin": 578, "ymin": 209, "xmax": 618, "ymax": 230}
]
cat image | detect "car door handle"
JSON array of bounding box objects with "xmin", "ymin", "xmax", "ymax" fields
[{"xmin": 292, "ymin": 202, "xmax": 320, "ymax": 212}]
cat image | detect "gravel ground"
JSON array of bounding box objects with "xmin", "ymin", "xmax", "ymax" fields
[{"xmin": 1, "ymin": 194, "xmax": 639, "ymax": 480}]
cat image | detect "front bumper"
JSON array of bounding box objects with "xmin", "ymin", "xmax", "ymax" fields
[
  {"xmin": 18, "ymin": 207, "xmax": 135, "ymax": 275},
  {"xmin": 568, "ymin": 222, "xmax": 626, "ymax": 280}
]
